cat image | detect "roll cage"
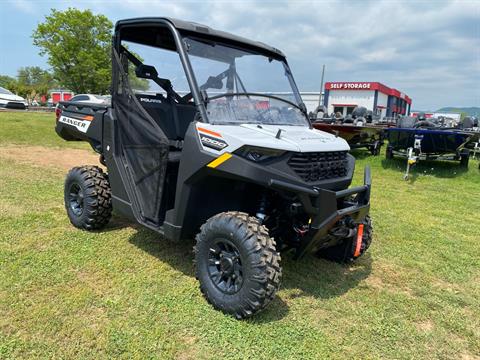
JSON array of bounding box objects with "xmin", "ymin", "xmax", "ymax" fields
[{"xmin": 112, "ymin": 17, "xmax": 305, "ymax": 125}]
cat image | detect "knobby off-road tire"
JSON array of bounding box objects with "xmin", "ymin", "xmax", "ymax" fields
[
  {"xmin": 318, "ymin": 216, "xmax": 373, "ymax": 263},
  {"xmin": 195, "ymin": 211, "xmax": 281, "ymax": 319},
  {"xmin": 64, "ymin": 165, "xmax": 112, "ymax": 231}
]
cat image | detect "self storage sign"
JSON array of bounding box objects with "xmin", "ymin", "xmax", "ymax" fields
[{"xmin": 329, "ymin": 83, "xmax": 372, "ymax": 89}]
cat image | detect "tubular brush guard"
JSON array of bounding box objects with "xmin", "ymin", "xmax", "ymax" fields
[{"xmin": 270, "ymin": 166, "xmax": 371, "ymax": 259}]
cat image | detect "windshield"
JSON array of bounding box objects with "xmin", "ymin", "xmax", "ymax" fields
[
  {"xmin": 206, "ymin": 94, "xmax": 307, "ymax": 125},
  {"xmin": 184, "ymin": 37, "xmax": 308, "ymax": 126},
  {"xmin": 0, "ymin": 87, "xmax": 14, "ymax": 95}
]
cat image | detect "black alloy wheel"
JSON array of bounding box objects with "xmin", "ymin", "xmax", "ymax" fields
[
  {"xmin": 64, "ymin": 165, "xmax": 112, "ymax": 230},
  {"xmin": 68, "ymin": 182, "xmax": 84, "ymax": 217},
  {"xmin": 208, "ymin": 239, "xmax": 244, "ymax": 294},
  {"xmin": 195, "ymin": 211, "xmax": 281, "ymax": 319}
]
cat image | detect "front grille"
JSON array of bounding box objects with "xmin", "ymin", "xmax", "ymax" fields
[{"xmin": 288, "ymin": 151, "xmax": 348, "ymax": 182}]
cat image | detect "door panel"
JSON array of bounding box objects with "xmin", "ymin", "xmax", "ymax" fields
[{"xmin": 111, "ymin": 48, "xmax": 170, "ymax": 225}]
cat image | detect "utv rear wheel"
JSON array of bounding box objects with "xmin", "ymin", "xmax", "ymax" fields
[
  {"xmin": 64, "ymin": 166, "xmax": 112, "ymax": 231},
  {"xmin": 318, "ymin": 216, "xmax": 373, "ymax": 263},
  {"xmin": 195, "ymin": 211, "xmax": 281, "ymax": 319}
]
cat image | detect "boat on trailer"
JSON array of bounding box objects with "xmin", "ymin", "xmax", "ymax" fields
[
  {"xmin": 385, "ymin": 114, "xmax": 479, "ymax": 179},
  {"xmin": 312, "ymin": 107, "xmax": 388, "ymax": 156}
]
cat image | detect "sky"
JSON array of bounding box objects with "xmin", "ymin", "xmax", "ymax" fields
[{"xmin": 0, "ymin": 0, "xmax": 479, "ymax": 110}]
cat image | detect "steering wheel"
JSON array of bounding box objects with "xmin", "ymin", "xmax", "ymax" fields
[{"xmin": 257, "ymin": 106, "xmax": 283, "ymax": 123}]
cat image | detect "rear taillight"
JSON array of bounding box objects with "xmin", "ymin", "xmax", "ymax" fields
[{"xmin": 55, "ymin": 107, "xmax": 62, "ymax": 121}]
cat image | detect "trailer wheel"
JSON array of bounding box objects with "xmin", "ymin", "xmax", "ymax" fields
[
  {"xmin": 64, "ymin": 165, "xmax": 112, "ymax": 231},
  {"xmin": 459, "ymin": 150, "xmax": 470, "ymax": 168},
  {"xmin": 370, "ymin": 141, "xmax": 381, "ymax": 156},
  {"xmin": 386, "ymin": 146, "xmax": 394, "ymax": 159},
  {"xmin": 195, "ymin": 211, "xmax": 281, "ymax": 319},
  {"xmin": 317, "ymin": 216, "xmax": 373, "ymax": 263}
]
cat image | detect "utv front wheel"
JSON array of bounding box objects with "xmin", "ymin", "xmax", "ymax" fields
[
  {"xmin": 64, "ymin": 165, "xmax": 112, "ymax": 230},
  {"xmin": 317, "ymin": 216, "xmax": 373, "ymax": 263},
  {"xmin": 195, "ymin": 212, "xmax": 281, "ymax": 319}
]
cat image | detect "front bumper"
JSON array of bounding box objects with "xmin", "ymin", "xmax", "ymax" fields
[
  {"xmin": 0, "ymin": 102, "xmax": 27, "ymax": 109},
  {"xmin": 270, "ymin": 166, "xmax": 371, "ymax": 259}
]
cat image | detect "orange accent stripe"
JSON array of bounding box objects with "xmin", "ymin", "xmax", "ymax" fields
[
  {"xmin": 353, "ymin": 224, "xmax": 364, "ymax": 257},
  {"xmin": 82, "ymin": 115, "xmax": 94, "ymax": 121},
  {"xmin": 197, "ymin": 126, "xmax": 222, "ymax": 138}
]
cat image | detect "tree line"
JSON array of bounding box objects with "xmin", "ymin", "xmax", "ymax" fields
[
  {"xmin": 1, "ymin": 8, "xmax": 148, "ymax": 104},
  {"xmin": 0, "ymin": 67, "xmax": 57, "ymax": 105}
]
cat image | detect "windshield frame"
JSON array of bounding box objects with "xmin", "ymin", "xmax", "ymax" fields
[{"xmin": 181, "ymin": 34, "xmax": 306, "ymax": 124}]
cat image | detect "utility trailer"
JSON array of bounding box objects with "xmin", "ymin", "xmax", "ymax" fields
[{"xmin": 56, "ymin": 17, "xmax": 373, "ymax": 319}]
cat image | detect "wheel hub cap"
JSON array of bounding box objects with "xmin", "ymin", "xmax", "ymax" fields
[
  {"xmin": 208, "ymin": 240, "xmax": 244, "ymax": 294},
  {"xmin": 220, "ymin": 256, "xmax": 234, "ymax": 275},
  {"xmin": 68, "ymin": 183, "xmax": 84, "ymax": 216}
]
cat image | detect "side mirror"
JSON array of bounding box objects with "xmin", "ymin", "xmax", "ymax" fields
[
  {"xmin": 205, "ymin": 76, "xmax": 224, "ymax": 90},
  {"xmin": 135, "ymin": 64, "xmax": 158, "ymax": 80}
]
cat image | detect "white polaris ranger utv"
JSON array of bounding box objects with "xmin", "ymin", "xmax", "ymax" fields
[{"xmin": 55, "ymin": 17, "xmax": 373, "ymax": 319}]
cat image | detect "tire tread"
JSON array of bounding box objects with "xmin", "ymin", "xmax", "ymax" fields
[
  {"xmin": 195, "ymin": 211, "xmax": 281, "ymax": 319},
  {"xmin": 65, "ymin": 165, "xmax": 112, "ymax": 231}
]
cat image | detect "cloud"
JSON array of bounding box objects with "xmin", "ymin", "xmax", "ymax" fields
[
  {"xmin": 3, "ymin": 0, "xmax": 479, "ymax": 109},
  {"xmin": 7, "ymin": 0, "xmax": 36, "ymax": 14},
  {"xmin": 102, "ymin": 0, "xmax": 478, "ymax": 109}
]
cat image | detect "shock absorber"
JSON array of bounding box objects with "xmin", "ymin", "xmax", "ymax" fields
[{"xmin": 256, "ymin": 194, "xmax": 268, "ymax": 223}]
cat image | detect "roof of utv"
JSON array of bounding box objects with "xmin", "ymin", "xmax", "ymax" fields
[{"xmin": 115, "ymin": 17, "xmax": 285, "ymax": 59}]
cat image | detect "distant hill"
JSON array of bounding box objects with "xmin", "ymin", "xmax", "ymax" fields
[{"xmin": 435, "ymin": 107, "xmax": 480, "ymax": 116}]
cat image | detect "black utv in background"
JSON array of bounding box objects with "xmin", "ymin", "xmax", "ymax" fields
[{"xmin": 56, "ymin": 17, "xmax": 373, "ymax": 319}]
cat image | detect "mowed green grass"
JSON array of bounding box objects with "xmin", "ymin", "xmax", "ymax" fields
[{"xmin": 0, "ymin": 111, "xmax": 479, "ymax": 359}]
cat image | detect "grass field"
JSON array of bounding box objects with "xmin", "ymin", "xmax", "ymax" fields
[{"xmin": 0, "ymin": 111, "xmax": 479, "ymax": 359}]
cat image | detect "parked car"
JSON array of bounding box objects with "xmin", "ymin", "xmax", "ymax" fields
[
  {"xmin": 0, "ymin": 87, "xmax": 28, "ymax": 109},
  {"xmin": 69, "ymin": 94, "xmax": 110, "ymax": 104}
]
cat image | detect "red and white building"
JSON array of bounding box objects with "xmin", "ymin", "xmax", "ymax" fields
[
  {"xmin": 47, "ymin": 89, "xmax": 74, "ymax": 106},
  {"xmin": 323, "ymin": 82, "xmax": 412, "ymax": 119}
]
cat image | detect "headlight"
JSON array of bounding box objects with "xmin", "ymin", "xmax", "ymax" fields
[{"xmin": 235, "ymin": 146, "xmax": 286, "ymax": 162}]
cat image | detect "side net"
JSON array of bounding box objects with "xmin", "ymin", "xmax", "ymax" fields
[{"xmin": 112, "ymin": 48, "xmax": 169, "ymax": 224}]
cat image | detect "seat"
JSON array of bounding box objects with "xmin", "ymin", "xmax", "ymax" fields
[
  {"xmin": 136, "ymin": 94, "xmax": 196, "ymax": 140},
  {"xmin": 176, "ymin": 104, "xmax": 197, "ymax": 138}
]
